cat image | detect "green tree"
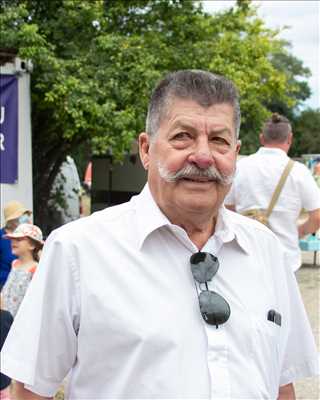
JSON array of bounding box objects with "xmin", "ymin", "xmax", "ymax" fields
[
  {"xmin": 268, "ymin": 48, "xmax": 311, "ymax": 116},
  {"xmin": 264, "ymin": 48, "xmax": 317, "ymax": 158},
  {"xmin": 290, "ymin": 108, "xmax": 320, "ymax": 156},
  {"xmin": 0, "ymin": 0, "xmax": 312, "ymax": 229}
]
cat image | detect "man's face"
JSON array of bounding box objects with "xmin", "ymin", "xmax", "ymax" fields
[{"xmin": 139, "ymin": 98, "xmax": 240, "ymax": 220}]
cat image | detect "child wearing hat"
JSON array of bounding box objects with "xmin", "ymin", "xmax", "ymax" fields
[
  {"xmin": 0, "ymin": 201, "xmax": 32, "ymax": 289},
  {"xmin": 1, "ymin": 224, "xmax": 44, "ymax": 318}
]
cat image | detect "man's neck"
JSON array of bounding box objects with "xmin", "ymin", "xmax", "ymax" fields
[
  {"xmin": 165, "ymin": 208, "xmax": 218, "ymax": 250},
  {"xmin": 263, "ymin": 143, "xmax": 289, "ymax": 153}
]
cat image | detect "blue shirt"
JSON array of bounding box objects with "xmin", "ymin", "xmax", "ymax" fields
[{"xmin": 0, "ymin": 228, "xmax": 17, "ymax": 287}]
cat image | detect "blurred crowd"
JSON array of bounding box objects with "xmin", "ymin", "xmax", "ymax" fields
[{"xmin": 0, "ymin": 201, "xmax": 44, "ymax": 398}]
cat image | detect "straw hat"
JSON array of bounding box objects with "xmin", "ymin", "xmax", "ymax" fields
[
  {"xmin": 4, "ymin": 223, "xmax": 44, "ymax": 246},
  {"xmin": 3, "ymin": 201, "xmax": 32, "ymax": 224}
]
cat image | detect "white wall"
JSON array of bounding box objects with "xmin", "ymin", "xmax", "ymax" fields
[{"xmin": 0, "ymin": 58, "xmax": 33, "ymax": 225}]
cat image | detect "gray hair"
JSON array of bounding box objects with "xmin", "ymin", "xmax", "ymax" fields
[
  {"xmin": 262, "ymin": 113, "xmax": 292, "ymax": 143},
  {"xmin": 146, "ymin": 70, "xmax": 241, "ymax": 139}
]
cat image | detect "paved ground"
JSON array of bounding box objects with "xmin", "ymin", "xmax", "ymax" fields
[{"xmin": 294, "ymin": 252, "xmax": 320, "ymax": 399}]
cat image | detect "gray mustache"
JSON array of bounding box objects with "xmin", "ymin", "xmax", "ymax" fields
[{"xmin": 160, "ymin": 164, "xmax": 234, "ymax": 186}]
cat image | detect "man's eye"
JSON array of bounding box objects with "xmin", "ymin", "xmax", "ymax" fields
[
  {"xmin": 210, "ymin": 137, "xmax": 230, "ymax": 145},
  {"xmin": 172, "ymin": 132, "xmax": 192, "ymax": 140}
]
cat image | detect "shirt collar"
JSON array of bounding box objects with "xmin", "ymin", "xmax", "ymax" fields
[
  {"xmin": 257, "ymin": 147, "xmax": 288, "ymax": 157},
  {"xmin": 131, "ymin": 184, "xmax": 173, "ymax": 249},
  {"xmin": 132, "ymin": 184, "xmax": 249, "ymax": 254},
  {"xmin": 214, "ymin": 206, "xmax": 250, "ymax": 255}
]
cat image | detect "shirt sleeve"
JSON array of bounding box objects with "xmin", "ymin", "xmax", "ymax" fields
[
  {"xmin": 298, "ymin": 164, "xmax": 320, "ymax": 211},
  {"xmin": 0, "ymin": 228, "xmax": 80, "ymax": 397},
  {"xmin": 279, "ymin": 264, "xmax": 319, "ymax": 386}
]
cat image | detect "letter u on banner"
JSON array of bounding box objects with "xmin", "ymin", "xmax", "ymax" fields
[{"xmin": 0, "ymin": 74, "xmax": 18, "ymax": 184}]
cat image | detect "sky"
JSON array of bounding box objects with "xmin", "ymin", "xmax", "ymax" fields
[{"xmin": 202, "ymin": 0, "xmax": 319, "ymax": 109}]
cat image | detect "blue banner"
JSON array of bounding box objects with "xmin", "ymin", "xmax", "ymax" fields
[{"xmin": 0, "ymin": 74, "xmax": 18, "ymax": 184}]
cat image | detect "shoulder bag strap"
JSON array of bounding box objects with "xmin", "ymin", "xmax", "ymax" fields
[{"xmin": 265, "ymin": 159, "xmax": 295, "ymax": 218}]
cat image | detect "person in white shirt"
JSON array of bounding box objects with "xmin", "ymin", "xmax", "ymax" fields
[
  {"xmin": 1, "ymin": 71, "xmax": 318, "ymax": 400},
  {"xmin": 225, "ymin": 113, "xmax": 320, "ymax": 271}
]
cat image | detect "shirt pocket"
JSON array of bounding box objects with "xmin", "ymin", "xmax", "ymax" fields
[{"xmin": 251, "ymin": 316, "xmax": 282, "ymax": 393}]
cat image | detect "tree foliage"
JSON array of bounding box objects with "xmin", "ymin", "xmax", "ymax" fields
[
  {"xmin": 290, "ymin": 108, "xmax": 320, "ymax": 157},
  {"xmin": 266, "ymin": 47, "xmax": 311, "ymax": 121},
  {"xmin": 0, "ymin": 0, "xmax": 313, "ymax": 227}
]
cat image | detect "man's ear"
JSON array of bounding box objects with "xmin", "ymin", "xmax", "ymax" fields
[
  {"xmin": 139, "ymin": 132, "xmax": 150, "ymax": 170},
  {"xmin": 288, "ymin": 132, "xmax": 293, "ymax": 146},
  {"xmin": 235, "ymin": 140, "xmax": 241, "ymax": 155}
]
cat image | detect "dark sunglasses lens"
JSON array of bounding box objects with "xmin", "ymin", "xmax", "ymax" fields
[
  {"xmin": 190, "ymin": 252, "xmax": 219, "ymax": 283},
  {"xmin": 199, "ymin": 290, "xmax": 230, "ymax": 326}
]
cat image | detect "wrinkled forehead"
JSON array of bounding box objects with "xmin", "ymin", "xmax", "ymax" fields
[{"xmin": 159, "ymin": 97, "xmax": 237, "ymax": 136}]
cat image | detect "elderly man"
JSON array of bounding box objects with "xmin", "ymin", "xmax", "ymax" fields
[
  {"xmin": 1, "ymin": 71, "xmax": 318, "ymax": 399},
  {"xmin": 225, "ymin": 113, "xmax": 320, "ymax": 272}
]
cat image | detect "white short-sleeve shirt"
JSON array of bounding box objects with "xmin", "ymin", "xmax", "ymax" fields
[
  {"xmin": 225, "ymin": 147, "xmax": 320, "ymax": 271},
  {"xmin": 1, "ymin": 184, "xmax": 318, "ymax": 399}
]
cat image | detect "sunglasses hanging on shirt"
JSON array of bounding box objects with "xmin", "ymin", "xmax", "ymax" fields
[{"xmin": 190, "ymin": 252, "xmax": 230, "ymax": 328}]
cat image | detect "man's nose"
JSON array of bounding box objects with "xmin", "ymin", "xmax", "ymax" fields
[{"xmin": 187, "ymin": 139, "xmax": 214, "ymax": 169}]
